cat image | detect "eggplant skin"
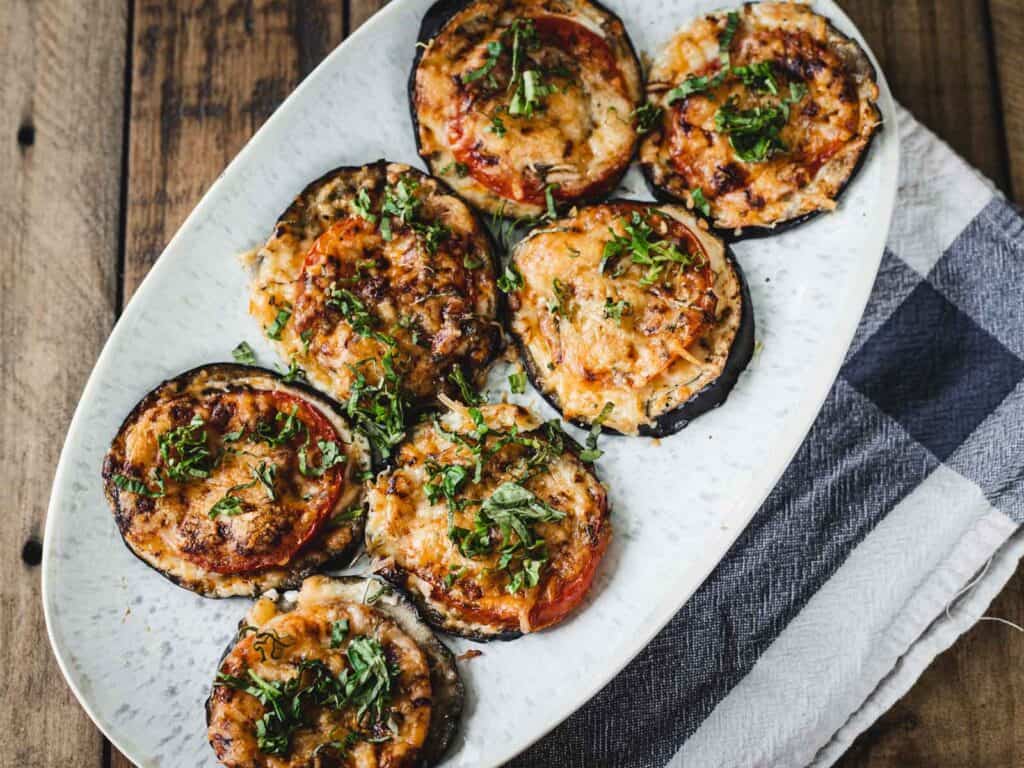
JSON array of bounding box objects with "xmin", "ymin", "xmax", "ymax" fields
[
  {"xmin": 508, "ymin": 201, "xmax": 754, "ymax": 437},
  {"xmin": 205, "ymin": 575, "xmax": 463, "ymax": 768},
  {"xmin": 365, "ymin": 403, "xmax": 611, "ymax": 641},
  {"xmin": 247, "ymin": 159, "xmax": 502, "ymax": 410},
  {"xmin": 102, "ymin": 363, "xmax": 371, "ymax": 599},
  {"xmin": 410, "ymin": 0, "xmax": 643, "ymax": 220},
  {"xmin": 639, "ymin": 2, "xmax": 881, "ymax": 239}
]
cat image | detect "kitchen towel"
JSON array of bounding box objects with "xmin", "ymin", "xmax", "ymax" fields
[{"xmin": 510, "ymin": 105, "xmax": 1024, "ymax": 768}]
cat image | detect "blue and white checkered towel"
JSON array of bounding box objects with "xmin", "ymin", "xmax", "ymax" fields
[{"xmin": 510, "ymin": 106, "xmax": 1024, "ymax": 767}]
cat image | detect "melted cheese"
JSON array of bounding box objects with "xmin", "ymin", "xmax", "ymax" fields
[
  {"xmin": 364, "ymin": 402, "xmax": 610, "ymax": 637},
  {"xmin": 639, "ymin": 1, "xmax": 880, "ymax": 233},
  {"xmin": 509, "ymin": 203, "xmax": 743, "ymax": 434},
  {"xmin": 414, "ymin": 0, "xmax": 643, "ymax": 218},
  {"xmin": 248, "ymin": 162, "xmax": 500, "ymax": 404},
  {"xmin": 103, "ymin": 367, "xmax": 370, "ymax": 597},
  {"xmin": 207, "ymin": 578, "xmax": 432, "ymax": 768}
]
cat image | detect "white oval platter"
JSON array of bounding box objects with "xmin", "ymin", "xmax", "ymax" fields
[{"xmin": 42, "ymin": 1, "xmax": 898, "ymax": 765}]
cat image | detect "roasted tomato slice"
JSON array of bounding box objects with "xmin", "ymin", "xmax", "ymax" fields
[{"xmin": 366, "ymin": 402, "xmax": 611, "ymax": 640}]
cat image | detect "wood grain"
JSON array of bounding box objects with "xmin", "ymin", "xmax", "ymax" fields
[
  {"xmin": 349, "ymin": 0, "xmax": 389, "ymax": 32},
  {"xmin": 0, "ymin": 1, "xmax": 127, "ymax": 767},
  {"xmin": 990, "ymin": 0, "xmax": 1024, "ymax": 200},
  {"xmin": 841, "ymin": 0, "xmax": 1011, "ymax": 195}
]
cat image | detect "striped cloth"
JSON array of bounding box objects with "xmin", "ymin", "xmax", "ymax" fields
[{"xmin": 510, "ymin": 106, "xmax": 1024, "ymax": 767}]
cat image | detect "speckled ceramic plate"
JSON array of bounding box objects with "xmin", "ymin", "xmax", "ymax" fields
[{"xmin": 42, "ymin": 2, "xmax": 898, "ymax": 766}]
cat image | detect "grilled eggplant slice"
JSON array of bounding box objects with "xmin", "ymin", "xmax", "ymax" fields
[
  {"xmin": 507, "ymin": 202, "xmax": 753, "ymax": 437},
  {"xmin": 411, "ymin": 0, "xmax": 643, "ymax": 219},
  {"xmin": 365, "ymin": 400, "xmax": 610, "ymax": 641},
  {"xmin": 207, "ymin": 575, "xmax": 463, "ymax": 767},
  {"xmin": 247, "ymin": 161, "xmax": 501, "ymax": 419},
  {"xmin": 639, "ymin": 2, "xmax": 881, "ymax": 238},
  {"xmin": 102, "ymin": 364, "xmax": 370, "ymax": 598}
]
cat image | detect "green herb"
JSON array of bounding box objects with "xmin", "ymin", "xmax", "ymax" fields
[
  {"xmin": 382, "ymin": 177, "xmax": 422, "ymax": 226},
  {"xmin": 300, "ymin": 328, "xmax": 313, "ymax": 353},
  {"xmin": 345, "ymin": 359, "xmax": 408, "ymax": 462},
  {"xmin": 232, "ymin": 341, "xmax": 256, "ymax": 365},
  {"xmin": 600, "ymin": 211, "xmax": 692, "ymax": 280},
  {"xmin": 489, "ymin": 113, "xmax": 507, "ymax": 137},
  {"xmin": 298, "ymin": 440, "xmax": 347, "ymax": 478},
  {"xmin": 508, "ymin": 370, "xmax": 527, "ymax": 394},
  {"xmin": 714, "ymin": 97, "xmax": 789, "ymax": 163},
  {"xmin": 330, "ymin": 619, "xmax": 350, "ymax": 648},
  {"xmin": 579, "ymin": 402, "xmax": 613, "ymax": 462},
  {"xmin": 158, "ymin": 415, "xmax": 214, "ymax": 482},
  {"xmin": 281, "ymin": 358, "xmax": 304, "ymax": 383},
  {"xmin": 497, "ymin": 263, "xmax": 524, "ymax": 293},
  {"xmin": 266, "ymin": 307, "xmax": 292, "ymax": 340},
  {"xmin": 603, "ymin": 298, "xmax": 630, "ymax": 323},
  {"xmin": 461, "ymin": 39, "xmax": 503, "ymax": 84},
  {"xmin": 632, "ymin": 102, "xmax": 663, "ymax": 134},
  {"xmin": 412, "ymin": 220, "xmax": 451, "ymax": 254},
  {"xmin": 312, "ymin": 732, "xmax": 360, "ymax": 759},
  {"xmin": 548, "ymin": 277, "xmax": 569, "ymax": 317},
  {"xmin": 449, "ymin": 365, "xmax": 483, "ymax": 405},
  {"xmin": 788, "ymin": 80, "xmax": 808, "ymax": 103},
  {"xmin": 208, "ymin": 476, "xmax": 259, "ymax": 518},
  {"xmin": 691, "ymin": 187, "xmax": 711, "ymax": 217},
  {"xmin": 443, "ymin": 565, "xmax": 466, "ymax": 588},
  {"xmin": 112, "ymin": 470, "xmax": 166, "ymax": 498},
  {"xmin": 542, "ymin": 184, "xmax": 559, "ymax": 221},
  {"xmin": 733, "ymin": 60, "xmax": 778, "ymax": 94},
  {"xmin": 351, "ymin": 187, "xmax": 377, "ymax": 223},
  {"xmin": 252, "ymin": 405, "xmax": 304, "ymax": 448},
  {"xmin": 237, "ymin": 626, "xmax": 295, "ymax": 662},
  {"xmin": 510, "ymin": 69, "xmax": 552, "ymax": 117},
  {"xmin": 253, "ymin": 461, "xmax": 278, "ymax": 501}
]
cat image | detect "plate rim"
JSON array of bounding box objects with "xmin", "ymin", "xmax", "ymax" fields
[{"xmin": 42, "ymin": 1, "xmax": 901, "ymax": 764}]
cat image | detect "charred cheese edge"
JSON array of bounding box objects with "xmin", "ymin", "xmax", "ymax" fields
[
  {"xmin": 365, "ymin": 401, "xmax": 610, "ymax": 640},
  {"xmin": 247, "ymin": 161, "xmax": 501, "ymax": 406},
  {"xmin": 508, "ymin": 202, "xmax": 752, "ymax": 436},
  {"xmin": 639, "ymin": 2, "xmax": 881, "ymax": 236},
  {"xmin": 206, "ymin": 575, "xmax": 463, "ymax": 768},
  {"xmin": 412, "ymin": 0, "xmax": 643, "ymax": 219},
  {"xmin": 102, "ymin": 364, "xmax": 370, "ymax": 598}
]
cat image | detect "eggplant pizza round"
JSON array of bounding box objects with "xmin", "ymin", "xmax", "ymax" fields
[
  {"xmin": 411, "ymin": 0, "xmax": 644, "ymax": 219},
  {"xmin": 506, "ymin": 201, "xmax": 753, "ymax": 437},
  {"xmin": 639, "ymin": 2, "xmax": 881, "ymax": 237},
  {"xmin": 102, "ymin": 364, "xmax": 371, "ymax": 598},
  {"xmin": 247, "ymin": 161, "xmax": 501, "ymax": 444},
  {"xmin": 207, "ymin": 575, "xmax": 463, "ymax": 767},
  {"xmin": 365, "ymin": 400, "xmax": 610, "ymax": 640}
]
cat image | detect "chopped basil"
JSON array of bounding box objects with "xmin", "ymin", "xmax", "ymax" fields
[
  {"xmin": 252, "ymin": 460, "xmax": 278, "ymax": 501},
  {"xmin": 232, "ymin": 341, "xmax": 256, "ymax": 365},
  {"xmin": 298, "ymin": 440, "xmax": 347, "ymax": 478},
  {"xmin": 631, "ymin": 102, "xmax": 663, "ymax": 134},
  {"xmin": 579, "ymin": 402, "xmax": 614, "ymax": 462},
  {"xmin": 113, "ymin": 470, "xmax": 165, "ymax": 498},
  {"xmin": 489, "ymin": 114, "xmax": 507, "ymax": 137},
  {"xmin": 158, "ymin": 415, "xmax": 214, "ymax": 482},
  {"xmin": 603, "ymin": 298, "xmax": 630, "ymax": 323},
  {"xmin": 461, "ymin": 39, "xmax": 502, "ymax": 84},
  {"xmin": 601, "ymin": 210, "xmax": 692, "ymax": 280},
  {"xmin": 330, "ymin": 619, "xmax": 349, "ymax": 648},
  {"xmin": 265, "ymin": 307, "xmax": 292, "ymax": 340},
  {"xmin": 351, "ymin": 187, "xmax": 377, "ymax": 223},
  {"xmin": 691, "ymin": 187, "xmax": 711, "ymax": 217},
  {"xmin": 449, "ymin": 365, "xmax": 483, "ymax": 405},
  {"xmin": 508, "ymin": 370, "xmax": 527, "ymax": 394},
  {"xmin": 496, "ymin": 263, "xmax": 523, "ymax": 293}
]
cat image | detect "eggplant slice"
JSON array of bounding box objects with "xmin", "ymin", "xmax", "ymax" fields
[
  {"xmin": 411, "ymin": 0, "xmax": 643, "ymax": 219},
  {"xmin": 246, "ymin": 160, "xmax": 501, "ymax": 417},
  {"xmin": 507, "ymin": 202, "xmax": 753, "ymax": 437},
  {"xmin": 102, "ymin": 364, "xmax": 371, "ymax": 598},
  {"xmin": 639, "ymin": 2, "xmax": 881, "ymax": 238},
  {"xmin": 207, "ymin": 575, "xmax": 463, "ymax": 768},
  {"xmin": 365, "ymin": 400, "xmax": 611, "ymax": 641}
]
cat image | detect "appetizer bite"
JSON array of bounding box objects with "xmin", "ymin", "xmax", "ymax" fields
[
  {"xmin": 207, "ymin": 575, "xmax": 463, "ymax": 767},
  {"xmin": 639, "ymin": 2, "xmax": 880, "ymax": 237},
  {"xmin": 247, "ymin": 161, "xmax": 501, "ymax": 460},
  {"xmin": 366, "ymin": 400, "xmax": 610, "ymax": 640},
  {"xmin": 411, "ymin": 0, "xmax": 644, "ymax": 219},
  {"xmin": 102, "ymin": 364, "xmax": 370, "ymax": 597},
  {"xmin": 506, "ymin": 202, "xmax": 753, "ymax": 437}
]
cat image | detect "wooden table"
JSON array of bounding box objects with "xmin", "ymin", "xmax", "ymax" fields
[{"xmin": 3, "ymin": 1, "xmax": 1022, "ymax": 765}]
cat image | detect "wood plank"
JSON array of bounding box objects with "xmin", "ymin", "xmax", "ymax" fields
[
  {"xmin": 111, "ymin": 1, "xmax": 346, "ymax": 765},
  {"xmin": 840, "ymin": 0, "xmax": 1010, "ymax": 194},
  {"xmin": 121, "ymin": 0, "xmax": 345, "ymax": 300},
  {"xmin": 349, "ymin": 0, "xmax": 389, "ymax": 33},
  {"xmin": 0, "ymin": 1, "xmax": 127, "ymax": 767},
  {"xmin": 990, "ymin": 0, "xmax": 1024, "ymax": 201}
]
